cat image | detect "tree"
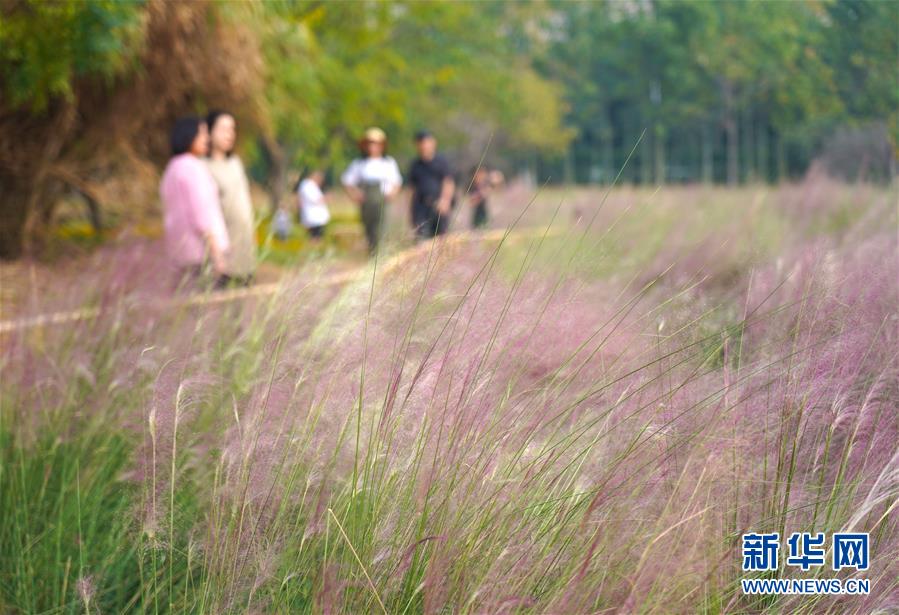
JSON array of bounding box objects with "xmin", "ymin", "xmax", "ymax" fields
[
  {"xmin": 0, "ymin": 0, "xmax": 143, "ymax": 258},
  {"xmin": 257, "ymin": 0, "xmax": 572, "ymax": 181},
  {"xmin": 0, "ymin": 0, "xmax": 265, "ymax": 258},
  {"xmin": 540, "ymin": 0, "xmax": 895, "ymax": 186}
]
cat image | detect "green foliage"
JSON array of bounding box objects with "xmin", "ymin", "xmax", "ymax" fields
[
  {"xmin": 541, "ymin": 0, "xmax": 898, "ymax": 183},
  {"xmin": 255, "ymin": 0, "xmax": 573, "ymax": 171},
  {"xmin": 1, "ymin": 0, "xmax": 895, "ymax": 183},
  {"xmin": 821, "ymin": 0, "xmax": 899, "ymax": 144},
  {"xmin": 0, "ymin": 0, "xmax": 144, "ymax": 111}
]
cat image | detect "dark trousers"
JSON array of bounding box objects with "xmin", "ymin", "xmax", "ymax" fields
[
  {"xmin": 361, "ymin": 182, "xmax": 385, "ymax": 254},
  {"xmin": 412, "ymin": 202, "xmax": 450, "ymax": 239},
  {"xmin": 215, "ymin": 273, "xmax": 253, "ymax": 289},
  {"xmin": 177, "ymin": 265, "xmax": 249, "ymax": 293},
  {"xmin": 472, "ymin": 201, "xmax": 488, "ymax": 229}
]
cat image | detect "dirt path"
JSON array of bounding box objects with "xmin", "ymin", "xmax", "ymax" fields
[{"xmin": 0, "ymin": 227, "xmax": 551, "ymax": 335}]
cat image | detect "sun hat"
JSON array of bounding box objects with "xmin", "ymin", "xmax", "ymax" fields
[{"xmin": 363, "ymin": 127, "xmax": 387, "ymax": 143}]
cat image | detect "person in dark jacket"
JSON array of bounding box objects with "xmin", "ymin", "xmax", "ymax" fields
[{"xmin": 408, "ymin": 130, "xmax": 455, "ymax": 240}]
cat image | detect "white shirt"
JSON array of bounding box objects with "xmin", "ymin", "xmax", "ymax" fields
[
  {"xmin": 341, "ymin": 156, "xmax": 403, "ymax": 195},
  {"xmin": 298, "ymin": 178, "xmax": 330, "ymax": 227}
]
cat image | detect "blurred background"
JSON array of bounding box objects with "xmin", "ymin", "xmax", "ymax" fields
[{"xmin": 0, "ymin": 0, "xmax": 896, "ymax": 260}]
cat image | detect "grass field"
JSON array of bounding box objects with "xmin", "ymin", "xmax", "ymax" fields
[{"xmin": 1, "ymin": 178, "xmax": 897, "ymax": 613}]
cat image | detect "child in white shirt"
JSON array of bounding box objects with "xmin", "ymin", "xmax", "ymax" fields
[{"xmin": 298, "ymin": 170, "xmax": 330, "ymax": 240}]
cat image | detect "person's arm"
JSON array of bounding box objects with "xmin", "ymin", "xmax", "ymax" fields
[
  {"xmin": 206, "ymin": 233, "xmax": 227, "ymax": 274},
  {"xmin": 344, "ymin": 184, "xmax": 364, "ymax": 204},
  {"xmin": 436, "ymin": 176, "xmax": 455, "ymax": 215},
  {"xmin": 407, "ymin": 163, "xmax": 416, "ymax": 210},
  {"xmin": 189, "ymin": 168, "xmax": 229, "ymax": 274},
  {"xmin": 341, "ymin": 161, "xmax": 364, "ymax": 204},
  {"xmin": 384, "ymin": 158, "xmax": 402, "ymax": 199},
  {"xmin": 435, "ymin": 159, "xmax": 455, "ymax": 214}
]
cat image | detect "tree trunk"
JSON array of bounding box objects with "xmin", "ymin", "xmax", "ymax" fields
[
  {"xmin": 623, "ymin": 128, "xmax": 638, "ymax": 184},
  {"xmin": 602, "ymin": 108, "xmax": 614, "ymax": 184},
  {"xmin": 722, "ymin": 81, "xmax": 739, "ymax": 186},
  {"xmin": 49, "ymin": 166, "xmax": 104, "ymax": 232},
  {"xmin": 654, "ymin": 123, "xmax": 666, "ymax": 185},
  {"xmin": 563, "ymin": 146, "xmax": 575, "ymax": 184},
  {"xmin": 701, "ymin": 122, "xmax": 714, "ymax": 184},
  {"xmin": 260, "ymin": 135, "xmax": 287, "ymax": 215},
  {"xmin": 756, "ymin": 120, "xmax": 769, "ymax": 184},
  {"xmin": 725, "ymin": 115, "xmax": 738, "ymax": 185},
  {"xmin": 586, "ymin": 142, "xmax": 596, "ymax": 185},
  {"xmin": 640, "ymin": 130, "xmax": 652, "ymax": 185},
  {"xmin": 0, "ymin": 169, "xmax": 31, "ymax": 260},
  {"xmin": 775, "ymin": 133, "xmax": 787, "ymax": 182},
  {"xmin": 742, "ymin": 107, "xmax": 755, "ymax": 182},
  {"xmin": 0, "ymin": 101, "xmax": 76, "ymax": 258}
]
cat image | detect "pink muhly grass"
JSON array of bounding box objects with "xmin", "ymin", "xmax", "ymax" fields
[{"xmin": 2, "ymin": 180, "xmax": 896, "ymax": 613}]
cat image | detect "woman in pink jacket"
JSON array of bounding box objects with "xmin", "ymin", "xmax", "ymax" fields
[{"xmin": 159, "ymin": 117, "xmax": 230, "ymax": 288}]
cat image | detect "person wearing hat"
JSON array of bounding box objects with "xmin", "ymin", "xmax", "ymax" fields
[
  {"xmin": 341, "ymin": 127, "xmax": 403, "ymax": 254},
  {"xmin": 408, "ymin": 130, "xmax": 455, "ymax": 240}
]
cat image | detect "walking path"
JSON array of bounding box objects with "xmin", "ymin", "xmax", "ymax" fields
[{"xmin": 0, "ymin": 228, "xmax": 554, "ymax": 335}]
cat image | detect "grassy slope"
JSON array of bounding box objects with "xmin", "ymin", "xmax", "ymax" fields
[{"xmin": 1, "ymin": 180, "xmax": 897, "ymax": 613}]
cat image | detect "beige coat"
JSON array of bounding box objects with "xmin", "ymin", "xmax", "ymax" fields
[{"xmin": 205, "ymin": 156, "xmax": 256, "ymax": 277}]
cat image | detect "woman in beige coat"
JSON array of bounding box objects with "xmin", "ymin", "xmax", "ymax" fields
[{"xmin": 205, "ymin": 110, "xmax": 257, "ymax": 286}]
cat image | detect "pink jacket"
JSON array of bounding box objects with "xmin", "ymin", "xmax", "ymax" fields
[{"xmin": 160, "ymin": 154, "xmax": 230, "ymax": 267}]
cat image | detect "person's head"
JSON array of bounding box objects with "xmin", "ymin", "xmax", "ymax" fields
[
  {"xmin": 415, "ymin": 130, "xmax": 437, "ymax": 161},
  {"xmin": 309, "ymin": 169, "xmax": 325, "ymax": 186},
  {"xmin": 170, "ymin": 117, "xmax": 208, "ymax": 157},
  {"xmin": 206, "ymin": 110, "xmax": 236, "ymax": 157},
  {"xmin": 359, "ymin": 127, "xmax": 387, "ymax": 158}
]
